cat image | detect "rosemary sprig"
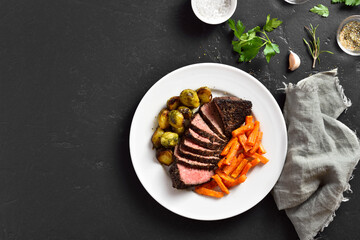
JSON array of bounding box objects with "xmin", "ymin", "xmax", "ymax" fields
[{"xmin": 303, "ymin": 24, "xmax": 333, "ymax": 68}]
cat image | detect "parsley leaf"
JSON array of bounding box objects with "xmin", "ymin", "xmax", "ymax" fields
[
  {"xmin": 331, "ymin": 0, "xmax": 360, "ymax": 6},
  {"xmin": 228, "ymin": 19, "xmax": 245, "ymax": 40},
  {"xmin": 263, "ymin": 15, "xmax": 283, "ymax": 32},
  {"xmin": 263, "ymin": 42, "xmax": 280, "ymax": 63},
  {"xmin": 228, "ymin": 15, "xmax": 282, "ymax": 63},
  {"xmin": 310, "ymin": 4, "xmax": 329, "ymax": 17}
]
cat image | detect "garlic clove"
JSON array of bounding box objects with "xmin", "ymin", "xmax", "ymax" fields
[{"xmin": 288, "ymin": 50, "xmax": 301, "ymax": 71}]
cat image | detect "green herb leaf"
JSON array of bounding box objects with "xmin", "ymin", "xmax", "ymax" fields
[
  {"xmin": 228, "ymin": 15, "xmax": 282, "ymax": 63},
  {"xmin": 228, "ymin": 19, "xmax": 245, "ymax": 40},
  {"xmin": 263, "ymin": 43, "xmax": 280, "ymax": 63},
  {"xmin": 238, "ymin": 37, "xmax": 263, "ymax": 62},
  {"xmin": 263, "ymin": 15, "xmax": 283, "ymax": 32},
  {"xmin": 331, "ymin": 0, "xmax": 360, "ymax": 6},
  {"xmin": 310, "ymin": 4, "xmax": 329, "ymax": 17}
]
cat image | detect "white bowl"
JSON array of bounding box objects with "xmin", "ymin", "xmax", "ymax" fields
[
  {"xmin": 191, "ymin": 0, "xmax": 237, "ymax": 25},
  {"xmin": 336, "ymin": 15, "xmax": 360, "ymax": 56}
]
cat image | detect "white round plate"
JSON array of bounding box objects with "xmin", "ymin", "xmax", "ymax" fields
[{"xmin": 129, "ymin": 63, "xmax": 287, "ymax": 221}]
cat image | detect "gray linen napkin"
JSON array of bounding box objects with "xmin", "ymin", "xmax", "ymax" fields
[{"xmin": 272, "ymin": 69, "xmax": 360, "ymax": 240}]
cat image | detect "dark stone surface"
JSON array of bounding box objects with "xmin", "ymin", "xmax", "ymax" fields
[{"xmin": 0, "ymin": 1, "xmax": 359, "ymax": 239}]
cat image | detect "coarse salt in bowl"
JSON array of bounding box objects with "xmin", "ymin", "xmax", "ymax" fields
[{"xmin": 191, "ymin": 0, "xmax": 237, "ymax": 25}]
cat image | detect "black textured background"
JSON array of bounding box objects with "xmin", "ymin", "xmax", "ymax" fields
[{"xmin": 0, "ymin": 1, "xmax": 359, "ymax": 239}]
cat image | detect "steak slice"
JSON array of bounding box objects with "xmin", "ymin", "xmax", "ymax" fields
[
  {"xmin": 173, "ymin": 145, "xmax": 216, "ymax": 170},
  {"xmin": 189, "ymin": 113, "xmax": 227, "ymax": 144},
  {"xmin": 178, "ymin": 144, "xmax": 220, "ymax": 164},
  {"xmin": 185, "ymin": 128, "xmax": 222, "ymax": 150},
  {"xmin": 169, "ymin": 162, "xmax": 214, "ymax": 189},
  {"xmin": 199, "ymin": 102, "xmax": 227, "ymax": 140},
  {"xmin": 213, "ymin": 96, "xmax": 252, "ymax": 137},
  {"xmin": 181, "ymin": 138, "xmax": 221, "ymax": 156}
]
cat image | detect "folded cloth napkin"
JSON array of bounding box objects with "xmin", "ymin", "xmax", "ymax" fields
[{"xmin": 272, "ymin": 69, "xmax": 360, "ymax": 240}]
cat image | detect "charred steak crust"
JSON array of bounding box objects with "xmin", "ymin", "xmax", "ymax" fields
[
  {"xmin": 169, "ymin": 163, "xmax": 189, "ymax": 189},
  {"xmin": 213, "ymin": 97, "xmax": 252, "ymax": 137},
  {"xmin": 199, "ymin": 102, "xmax": 227, "ymax": 140}
]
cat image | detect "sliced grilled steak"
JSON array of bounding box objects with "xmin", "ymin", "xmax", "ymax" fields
[
  {"xmin": 185, "ymin": 128, "xmax": 222, "ymax": 150},
  {"xmin": 199, "ymin": 101, "xmax": 227, "ymax": 140},
  {"xmin": 181, "ymin": 138, "xmax": 221, "ymax": 156},
  {"xmin": 213, "ymin": 96, "xmax": 252, "ymax": 137},
  {"xmin": 189, "ymin": 113, "xmax": 227, "ymax": 144},
  {"xmin": 178, "ymin": 144, "xmax": 220, "ymax": 164},
  {"xmin": 169, "ymin": 162, "xmax": 214, "ymax": 189},
  {"xmin": 173, "ymin": 145, "xmax": 216, "ymax": 170}
]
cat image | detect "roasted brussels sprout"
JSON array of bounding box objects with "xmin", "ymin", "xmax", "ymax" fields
[
  {"xmin": 156, "ymin": 148, "xmax": 173, "ymax": 165},
  {"xmin": 169, "ymin": 110, "xmax": 184, "ymax": 128},
  {"xmin": 172, "ymin": 126, "xmax": 185, "ymax": 135},
  {"xmin": 179, "ymin": 89, "xmax": 200, "ymax": 108},
  {"xmin": 197, "ymin": 86, "xmax": 212, "ymax": 104},
  {"xmin": 167, "ymin": 96, "xmax": 181, "ymax": 110},
  {"xmin": 177, "ymin": 106, "xmax": 193, "ymax": 120},
  {"xmin": 151, "ymin": 127, "xmax": 165, "ymax": 148},
  {"xmin": 160, "ymin": 132, "xmax": 179, "ymax": 148},
  {"xmin": 158, "ymin": 109, "xmax": 170, "ymax": 129}
]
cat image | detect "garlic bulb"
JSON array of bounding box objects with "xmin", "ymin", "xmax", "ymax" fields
[{"xmin": 288, "ymin": 51, "xmax": 301, "ymax": 71}]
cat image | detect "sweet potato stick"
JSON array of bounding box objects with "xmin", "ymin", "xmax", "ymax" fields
[
  {"xmin": 249, "ymin": 131, "xmax": 263, "ymax": 154},
  {"xmin": 231, "ymin": 158, "xmax": 248, "ymax": 178},
  {"xmin": 225, "ymin": 174, "xmax": 247, "ymax": 188},
  {"xmin": 195, "ymin": 187, "xmax": 224, "ymax": 198},
  {"xmin": 212, "ymin": 174, "xmax": 230, "ymax": 194},
  {"xmin": 223, "ymin": 140, "xmax": 240, "ymax": 165},
  {"xmin": 221, "ymin": 137, "xmax": 237, "ymax": 156},
  {"xmin": 246, "ymin": 121, "xmax": 260, "ymax": 146}
]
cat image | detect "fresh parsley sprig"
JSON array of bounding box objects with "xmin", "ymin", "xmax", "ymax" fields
[
  {"xmin": 303, "ymin": 24, "xmax": 333, "ymax": 68},
  {"xmin": 228, "ymin": 15, "xmax": 282, "ymax": 63},
  {"xmin": 310, "ymin": 4, "xmax": 329, "ymax": 17},
  {"xmin": 331, "ymin": 0, "xmax": 360, "ymax": 6}
]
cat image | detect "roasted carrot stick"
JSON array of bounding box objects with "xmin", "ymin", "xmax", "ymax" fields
[
  {"xmin": 225, "ymin": 174, "xmax": 247, "ymax": 188},
  {"xmin": 238, "ymin": 133, "xmax": 252, "ymax": 152},
  {"xmin": 249, "ymin": 131, "xmax": 263, "ymax": 154},
  {"xmin": 212, "ymin": 174, "xmax": 230, "ymax": 194},
  {"xmin": 250, "ymin": 158, "xmax": 261, "ymax": 167},
  {"xmin": 215, "ymin": 169, "xmax": 235, "ymax": 183},
  {"xmin": 223, "ymin": 140, "xmax": 240, "ymax": 165},
  {"xmin": 246, "ymin": 121, "xmax": 260, "ymax": 146},
  {"xmin": 221, "ymin": 137, "xmax": 237, "ymax": 156},
  {"xmin": 222, "ymin": 153, "xmax": 243, "ymax": 175},
  {"xmin": 231, "ymin": 158, "xmax": 248, "ymax": 178},
  {"xmin": 240, "ymin": 162, "xmax": 253, "ymax": 175},
  {"xmin": 245, "ymin": 115, "xmax": 253, "ymax": 125},
  {"xmin": 232, "ymin": 122, "xmax": 254, "ymax": 137},
  {"xmin": 253, "ymin": 152, "xmax": 269, "ymax": 164},
  {"xmin": 195, "ymin": 187, "xmax": 224, "ymax": 198},
  {"xmin": 257, "ymin": 143, "xmax": 267, "ymax": 154}
]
